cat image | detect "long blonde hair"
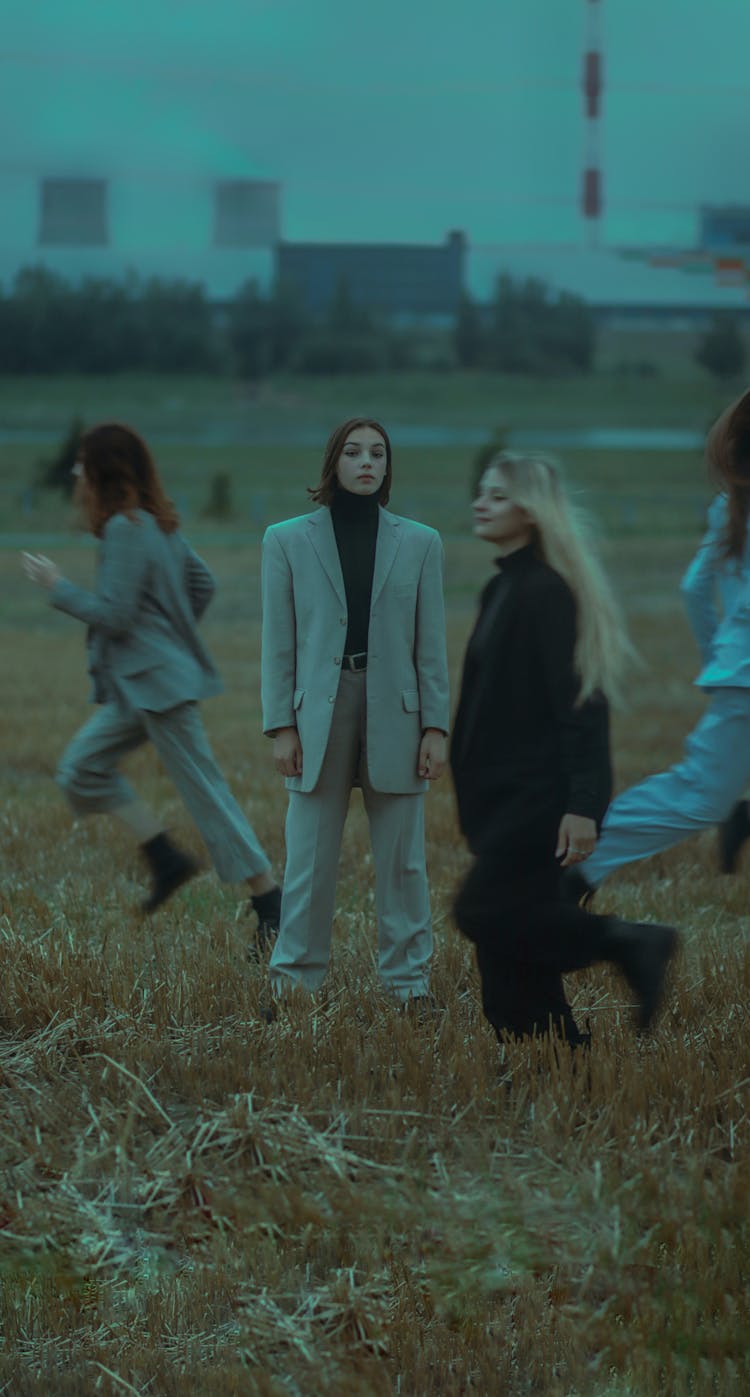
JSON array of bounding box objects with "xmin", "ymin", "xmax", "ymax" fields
[{"xmin": 482, "ymin": 451, "xmax": 632, "ymax": 704}]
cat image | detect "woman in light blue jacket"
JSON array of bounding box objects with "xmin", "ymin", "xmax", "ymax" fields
[
  {"xmin": 568, "ymin": 387, "xmax": 750, "ymax": 897},
  {"xmin": 22, "ymin": 422, "xmax": 281, "ymax": 939}
]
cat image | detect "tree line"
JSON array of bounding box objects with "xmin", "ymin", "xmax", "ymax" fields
[
  {"xmin": 0, "ymin": 264, "xmax": 745, "ymax": 380},
  {"xmin": 0, "ymin": 266, "xmax": 599, "ymax": 377}
]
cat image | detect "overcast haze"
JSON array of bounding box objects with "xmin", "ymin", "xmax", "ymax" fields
[{"xmin": 3, "ymin": 0, "xmax": 749, "ymax": 251}]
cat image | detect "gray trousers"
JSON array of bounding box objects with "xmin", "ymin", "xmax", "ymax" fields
[
  {"xmin": 57, "ymin": 701, "xmax": 270, "ymax": 882},
  {"xmin": 269, "ymin": 670, "xmax": 433, "ymax": 999}
]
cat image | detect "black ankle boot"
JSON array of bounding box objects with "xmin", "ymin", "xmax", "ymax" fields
[
  {"xmin": 141, "ymin": 833, "xmax": 200, "ymax": 913},
  {"xmin": 559, "ymin": 866, "xmax": 595, "ymax": 908},
  {"xmin": 604, "ymin": 917, "xmax": 678, "ymax": 1031},
  {"xmin": 249, "ymin": 884, "xmax": 282, "ymax": 956},
  {"xmin": 718, "ymin": 800, "xmax": 750, "ymax": 874}
]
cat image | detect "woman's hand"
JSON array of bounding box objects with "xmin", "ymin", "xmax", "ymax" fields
[
  {"xmin": 418, "ymin": 728, "xmax": 447, "ymax": 781},
  {"xmin": 21, "ymin": 552, "xmax": 62, "ymax": 590},
  {"xmin": 556, "ymin": 813, "xmax": 597, "ymax": 867},
  {"xmin": 273, "ymin": 727, "xmax": 303, "ymax": 778}
]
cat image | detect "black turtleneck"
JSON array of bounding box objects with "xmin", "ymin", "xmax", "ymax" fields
[
  {"xmin": 463, "ymin": 543, "xmax": 537, "ymax": 669},
  {"xmin": 330, "ymin": 486, "xmax": 382, "ymax": 656}
]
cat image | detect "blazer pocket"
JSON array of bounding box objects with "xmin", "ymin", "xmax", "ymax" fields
[
  {"xmin": 293, "ymin": 688, "xmax": 305, "ymax": 710},
  {"xmin": 401, "ymin": 688, "xmax": 420, "ymax": 712}
]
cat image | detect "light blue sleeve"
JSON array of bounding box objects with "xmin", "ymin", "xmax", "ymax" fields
[{"xmin": 679, "ymin": 496, "xmax": 726, "ymax": 663}]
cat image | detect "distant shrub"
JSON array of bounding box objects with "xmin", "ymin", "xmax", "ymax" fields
[
  {"xmin": 201, "ymin": 472, "xmax": 234, "ymax": 520},
  {"xmin": 35, "ymin": 418, "xmax": 83, "ymax": 495},
  {"xmin": 470, "ymin": 427, "xmax": 510, "ymax": 496}
]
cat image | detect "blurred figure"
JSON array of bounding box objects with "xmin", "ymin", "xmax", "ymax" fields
[
  {"xmin": 570, "ymin": 388, "xmax": 750, "ymax": 895},
  {"xmin": 261, "ymin": 417, "xmax": 449, "ymax": 1003},
  {"xmin": 22, "ymin": 422, "xmax": 281, "ymax": 944},
  {"xmin": 451, "ymin": 452, "xmax": 677, "ymax": 1046}
]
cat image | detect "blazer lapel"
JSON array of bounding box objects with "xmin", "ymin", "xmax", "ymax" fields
[
  {"xmin": 371, "ymin": 509, "xmax": 402, "ymax": 608},
  {"xmin": 306, "ymin": 508, "xmax": 346, "ymax": 609}
]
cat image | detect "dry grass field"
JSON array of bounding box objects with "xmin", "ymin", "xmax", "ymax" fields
[{"xmin": 2, "ymin": 501, "xmax": 749, "ymax": 1396}]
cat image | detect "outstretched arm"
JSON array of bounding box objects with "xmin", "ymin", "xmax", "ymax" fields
[{"xmin": 45, "ymin": 515, "xmax": 150, "ymax": 638}]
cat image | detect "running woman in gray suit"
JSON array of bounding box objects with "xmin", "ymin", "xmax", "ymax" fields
[
  {"xmin": 261, "ymin": 417, "xmax": 450, "ymax": 1003},
  {"xmin": 22, "ymin": 422, "xmax": 281, "ymax": 940}
]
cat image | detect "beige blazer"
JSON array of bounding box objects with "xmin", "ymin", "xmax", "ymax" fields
[{"xmin": 261, "ymin": 506, "xmax": 450, "ymax": 794}]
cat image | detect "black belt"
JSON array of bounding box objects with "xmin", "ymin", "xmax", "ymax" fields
[{"xmin": 342, "ymin": 652, "xmax": 368, "ymax": 672}]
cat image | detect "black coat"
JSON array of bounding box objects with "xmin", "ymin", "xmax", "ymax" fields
[{"xmin": 450, "ymin": 545, "xmax": 612, "ymax": 856}]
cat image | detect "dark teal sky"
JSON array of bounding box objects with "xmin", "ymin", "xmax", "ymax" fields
[{"xmin": 4, "ymin": 0, "xmax": 749, "ymax": 250}]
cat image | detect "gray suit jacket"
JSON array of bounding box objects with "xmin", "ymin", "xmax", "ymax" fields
[
  {"xmin": 51, "ymin": 509, "xmax": 223, "ymax": 712},
  {"xmin": 261, "ymin": 506, "xmax": 450, "ymax": 794}
]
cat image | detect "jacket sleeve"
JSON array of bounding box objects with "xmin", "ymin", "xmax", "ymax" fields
[
  {"xmin": 260, "ymin": 527, "xmax": 298, "ymax": 735},
  {"xmin": 183, "ymin": 542, "xmax": 216, "ymax": 620},
  {"xmin": 680, "ymin": 497, "xmax": 725, "ymax": 663},
  {"xmin": 414, "ymin": 530, "xmax": 451, "ymax": 733},
  {"xmin": 528, "ymin": 580, "xmax": 611, "ymax": 822},
  {"xmin": 49, "ymin": 514, "xmax": 149, "ymax": 638}
]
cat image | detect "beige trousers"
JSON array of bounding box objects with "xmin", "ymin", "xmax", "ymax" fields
[{"xmin": 269, "ymin": 670, "xmax": 432, "ymax": 998}]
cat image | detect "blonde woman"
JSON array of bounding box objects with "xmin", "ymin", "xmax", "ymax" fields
[{"xmin": 451, "ymin": 452, "xmax": 677, "ymax": 1045}]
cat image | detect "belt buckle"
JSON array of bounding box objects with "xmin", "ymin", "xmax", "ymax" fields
[{"xmin": 345, "ymin": 652, "xmax": 367, "ymax": 672}]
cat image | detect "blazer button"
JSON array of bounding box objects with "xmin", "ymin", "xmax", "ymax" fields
[
  {"xmin": 334, "ymin": 657, "xmax": 341, "ymax": 665},
  {"xmin": 328, "ymin": 696, "xmax": 334, "ymax": 703},
  {"xmin": 339, "ymin": 617, "xmax": 346, "ymax": 625}
]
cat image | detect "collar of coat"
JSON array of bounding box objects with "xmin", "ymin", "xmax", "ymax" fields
[{"xmin": 306, "ymin": 505, "xmax": 402, "ymax": 610}]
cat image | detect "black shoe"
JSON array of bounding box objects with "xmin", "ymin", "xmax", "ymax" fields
[
  {"xmin": 141, "ymin": 832, "xmax": 200, "ymax": 913},
  {"xmin": 606, "ymin": 918, "xmax": 678, "ymax": 1031},
  {"xmin": 248, "ymin": 885, "xmax": 282, "ymax": 957},
  {"xmin": 559, "ymin": 866, "xmax": 595, "ymax": 908},
  {"xmin": 718, "ymin": 800, "xmax": 750, "ymax": 874}
]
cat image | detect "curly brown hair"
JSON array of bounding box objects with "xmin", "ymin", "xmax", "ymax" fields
[
  {"xmin": 706, "ymin": 387, "xmax": 750, "ymax": 559},
  {"xmin": 79, "ymin": 423, "xmax": 179, "ymax": 537},
  {"xmin": 308, "ymin": 418, "xmax": 392, "ymax": 506}
]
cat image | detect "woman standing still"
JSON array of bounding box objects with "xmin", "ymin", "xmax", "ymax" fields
[
  {"xmin": 261, "ymin": 417, "xmax": 450, "ymax": 1002},
  {"xmin": 22, "ymin": 423, "xmax": 281, "ymax": 941},
  {"xmin": 451, "ymin": 452, "xmax": 677, "ymax": 1046}
]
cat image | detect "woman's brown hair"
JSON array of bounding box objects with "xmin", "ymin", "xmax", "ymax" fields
[
  {"xmin": 707, "ymin": 387, "xmax": 750, "ymax": 559},
  {"xmin": 79, "ymin": 423, "xmax": 180, "ymax": 537},
  {"xmin": 308, "ymin": 417, "xmax": 392, "ymax": 506}
]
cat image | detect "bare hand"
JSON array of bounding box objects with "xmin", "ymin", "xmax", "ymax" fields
[
  {"xmin": 556, "ymin": 812, "xmax": 597, "ymax": 867},
  {"xmin": 417, "ymin": 728, "xmax": 447, "ymax": 781},
  {"xmin": 273, "ymin": 727, "xmax": 303, "ymax": 777},
  {"xmin": 21, "ymin": 552, "xmax": 62, "ymax": 590}
]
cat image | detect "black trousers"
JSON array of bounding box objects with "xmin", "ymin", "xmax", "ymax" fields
[{"xmin": 453, "ymin": 832, "xmax": 613, "ymax": 1046}]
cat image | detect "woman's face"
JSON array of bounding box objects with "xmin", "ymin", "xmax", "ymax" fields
[
  {"xmin": 335, "ymin": 427, "xmax": 388, "ymax": 496},
  {"xmin": 473, "ymin": 467, "xmax": 533, "ymax": 552}
]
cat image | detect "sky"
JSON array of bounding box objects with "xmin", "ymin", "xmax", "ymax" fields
[{"xmin": 2, "ymin": 0, "xmax": 749, "ymax": 254}]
